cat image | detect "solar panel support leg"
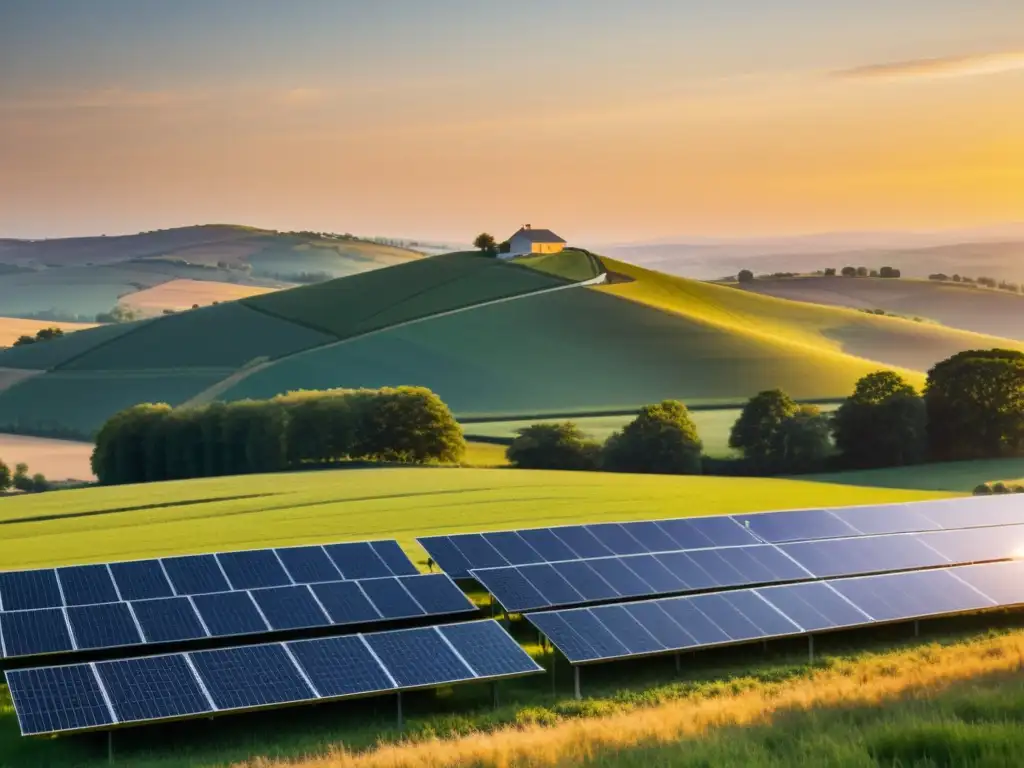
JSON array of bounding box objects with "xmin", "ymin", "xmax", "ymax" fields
[
  {"xmin": 675, "ymin": 652, "xmax": 681, "ymax": 674},
  {"xmin": 107, "ymin": 731, "xmax": 113, "ymax": 765},
  {"xmin": 492, "ymin": 681, "xmax": 500, "ymax": 709},
  {"xmin": 573, "ymin": 666, "xmax": 581, "ymax": 701},
  {"xmin": 808, "ymin": 635, "xmax": 814, "ymax": 664},
  {"xmin": 397, "ymin": 692, "xmax": 404, "ymax": 731},
  {"xmin": 914, "ymin": 620, "xmax": 920, "ymax": 637}
]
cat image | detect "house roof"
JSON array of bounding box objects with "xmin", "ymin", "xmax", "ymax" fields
[{"xmin": 508, "ymin": 227, "xmax": 566, "ymax": 244}]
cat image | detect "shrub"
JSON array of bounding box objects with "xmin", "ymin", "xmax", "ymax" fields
[
  {"xmin": 991, "ymin": 482, "xmax": 1010, "ymax": 494},
  {"xmin": 973, "ymin": 484, "xmax": 993, "ymax": 495},
  {"xmin": 737, "ymin": 269, "xmax": 754, "ymax": 283},
  {"xmin": 602, "ymin": 400, "xmax": 702, "ymax": 475},
  {"xmin": 832, "ymin": 371, "xmax": 927, "ymax": 469},
  {"xmin": 506, "ymin": 423, "xmax": 601, "ymax": 471},
  {"xmin": 0, "ymin": 459, "xmax": 10, "ymax": 491},
  {"xmin": 841, "ymin": 266, "xmax": 857, "ymax": 277}
]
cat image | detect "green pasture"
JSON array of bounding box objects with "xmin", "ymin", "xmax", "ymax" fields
[
  {"xmin": 0, "ymin": 466, "xmax": 954, "ymax": 569},
  {"xmin": 0, "ymin": 320, "xmax": 148, "ymax": 371},
  {"xmin": 512, "ymin": 248, "xmax": 604, "ymax": 282},
  {"xmin": 247, "ymin": 238, "xmax": 419, "ymax": 280},
  {"xmin": 464, "ymin": 404, "xmax": 842, "ymax": 457},
  {"xmin": 58, "ymin": 303, "xmax": 333, "ymax": 371},
  {"xmin": 0, "ymin": 369, "xmax": 232, "ymax": 438},
  {"xmin": 243, "ymin": 251, "xmax": 574, "ymax": 339}
]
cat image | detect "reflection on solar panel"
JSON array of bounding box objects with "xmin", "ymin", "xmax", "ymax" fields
[
  {"xmin": 5, "ymin": 620, "xmax": 544, "ymax": 736},
  {"xmin": 0, "ymin": 539, "xmax": 418, "ymax": 612},
  {"xmin": 418, "ymin": 496, "xmax": 1024, "ymax": 578},
  {"xmin": 526, "ymin": 560, "xmax": 1024, "ymax": 665},
  {"xmin": 0, "ymin": 574, "xmax": 476, "ymax": 660},
  {"xmin": 475, "ymin": 524, "xmax": 1024, "ymax": 613}
]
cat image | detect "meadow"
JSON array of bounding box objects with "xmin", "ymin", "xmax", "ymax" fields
[{"xmin": 121, "ymin": 279, "xmax": 277, "ymax": 316}]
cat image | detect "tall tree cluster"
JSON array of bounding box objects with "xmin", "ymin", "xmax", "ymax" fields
[{"xmin": 91, "ymin": 387, "xmax": 465, "ymax": 485}]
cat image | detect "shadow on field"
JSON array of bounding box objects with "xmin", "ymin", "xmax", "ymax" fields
[
  {"xmin": 797, "ymin": 458, "xmax": 1024, "ymax": 493},
  {"xmin": 0, "ymin": 493, "xmax": 282, "ymax": 526}
]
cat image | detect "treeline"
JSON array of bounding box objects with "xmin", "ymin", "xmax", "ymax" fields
[
  {"xmin": 928, "ymin": 273, "xmax": 1021, "ymax": 293},
  {"xmin": 91, "ymin": 386, "xmax": 465, "ymax": 485},
  {"xmin": 0, "ymin": 460, "xmax": 48, "ymax": 493},
  {"xmin": 12, "ymin": 327, "xmax": 65, "ymax": 347},
  {"xmin": 507, "ymin": 348, "xmax": 1024, "ymax": 476},
  {"xmin": 736, "ymin": 266, "xmax": 901, "ymax": 282}
]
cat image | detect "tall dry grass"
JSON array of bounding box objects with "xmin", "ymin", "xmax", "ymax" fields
[{"xmin": 237, "ymin": 631, "xmax": 1024, "ymax": 768}]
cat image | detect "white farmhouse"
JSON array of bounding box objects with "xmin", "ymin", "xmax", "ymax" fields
[{"xmin": 499, "ymin": 225, "xmax": 566, "ymax": 259}]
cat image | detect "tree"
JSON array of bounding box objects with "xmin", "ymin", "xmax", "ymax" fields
[
  {"xmin": 0, "ymin": 459, "xmax": 10, "ymax": 491},
  {"xmin": 924, "ymin": 349, "xmax": 1024, "ymax": 461},
  {"xmin": 602, "ymin": 400, "xmax": 703, "ymax": 474},
  {"xmin": 879, "ymin": 266, "xmax": 901, "ymax": 278},
  {"xmin": 473, "ymin": 233, "xmax": 498, "ymax": 256},
  {"xmin": 869, "ymin": 269, "xmax": 880, "ymax": 278},
  {"xmin": 95, "ymin": 304, "xmax": 140, "ymax": 324},
  {"xmin": 928, "ymin": 273, "xmax": 949, "ymax": 281},
  {"xmin": 11, "ymin": 463, "xmax": 31, "ymax": 492},
  {"xmin": 832, "ymin": 371, "xmax": 927, "ymax": 468},
  {"xmin": 91, "ymin": 403, "xmax": 172, "ymax": 484},
  {"xmin": 729, "ymin": 389, "xmax": 799, "ymax": 472},
  {"xmin": 34, "ymin": 327, "xmax": 64, "ymax": 341},
  {"xmin": 737, "ymin": 269, "xmax": 754, "ymax": 283},
  {"xmin": 856, "ymin": 266, "xmax": 869, "ymax": 277},
  {"xmin": 771, "ymin": 405, "xmax": 833, "ymax": 473},
  {"xmin": 824, "ymin": 268, "xmax": 837, "ymax": 277},
  {"xmin": 507, "ymin": 422, "xmax": 601, "ymax": 471},
  {"xmin": 354, "ymin": 386, "xmax": 465, "ymax": 463},
  {"xmin": 841, "ymin": 266, "xmax": 857, "ymax": 277},
  {"xmin": 12, "ymin": 335, "xmax": 36, "ymax": 347}
]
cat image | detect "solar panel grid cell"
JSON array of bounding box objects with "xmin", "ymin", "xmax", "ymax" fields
[
  {"xmin": 0, "ymin": 570, "xmax": 62, "ymax": 612},
  {"xmin": 249, "ymin": 586, "xmax": 329, "ymax": 631},
  {"xmin": 358, "ymin": 578, "xmax": 425, "ymax": 620},
  {"xmin": 397, "ymin": 574, "xmax": 474, "ymax": 615},
  {"xmin": 287, "ymin": 635, "xmax": 395, "ymax": 698},
  {"xmin": 97, "ymin": 655, "xmax": 212, "ymax": 723},
  {"xmin": 6, "ymin": 664, "xmax": 113, "ymax": 735},
  {"xmin": 473, "ymin": 567, "xmax": 549, "ymax": 612},
  {"xmin": 364, "ymin": 627, "xmax": 471, "ymax": 688},
  {"xmin": 369, "ymin": 541, "xmax": 420, "ymax": 577},
  {"xmin": 439, "ymin": 621, "xmax": 543, "ymax": 677},
  {"xmin": 586, "ymin": 523, "xmax": 648, "ymax": 555},
  {"xmin": 620, "ymin": 521, "xmax": 680, "ymax": 552},
  {"xmin": 516, "ymin": 564, "xmax": 584, "ymax": 606},
  {"xmin": 216, "ymin": 550, "xmax": 292, "ymax": 590},
  {"xmin": 309, "ymin": 581, "xmax": 382, "ymax": 625},
  {"xmin": 324, "ymin": 542, "xmax": 392, "ymax": 580},
  {"xmin": 130, "ymin": 597, "xmax": 208, "ymax": 644},
  {"xmin": 162, "ymin": 555, "xmax": 231, "ymax": 596},
  {"xmin": 191, "ymin": 592, "xmax": 269, "ymax": 638},
  {"xmin": 190, "ymin": 644, "xmax": 315, "ymax": 711},
  {"xmin": 518, "ymin": 529, "xmax": 578, "ymax": 562},
  {"xmin": 482, "ymin": 531, "xmax": 545, "ymax": 566},
  {"xmin": 552, "ymin": 526, "xmax": 613, "ymax": 559},
  {"xmin": 56, "ymin": 565, "xmax": 120, "ymax": 607},
  {"xmin": 588, "ymin": 605, "xmax": 664, "ymax": 655},
  {"xmin": 550, "ymin": 561, "xmax": 620, "ymax": 602},
  {"xmin": 275, "ymin": 546, "xmax": 342, "ymax": 584},
  {"xmin": 1, "ymin": 608, "xmax": 75, "ymax": 658},
  {"xmin": 108, "ymin": 560, "xmax": 174, "ymax": 601},
  {"xmin": 67, "ymin": 603, "xmax": 142, "ymax": 650}
]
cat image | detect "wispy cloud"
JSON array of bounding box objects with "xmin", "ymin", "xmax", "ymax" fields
[{"xmin": 833, "ymin": 51, "xmax": 1024, "ymax": 82}]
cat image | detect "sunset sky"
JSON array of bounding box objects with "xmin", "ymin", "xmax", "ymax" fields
[{"xmin": 1, "ymin": 0, "xmax": 1022, "ymax": 243}]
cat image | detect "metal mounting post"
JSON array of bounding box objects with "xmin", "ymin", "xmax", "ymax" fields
[
  {"xmin": 914, "ymin": 620, "xmax": 920, "ymax": 637},
  {"xmin": 808, "ymin": 634, "xmax": 815, "ymax": 664},
  {"xmin": 674, "ymin": 652, "xmax": 681, "ymax": 674},
  {"xmin": 492, "ymin": 680, "xmax": 500, "ymax": 709},
  {"xmin": 396, "ymin": 691, "xmax": 404, "ymax": 731},
  {"xmin": 108, "ymin": 731, "xmax": 113, "ymax": 765},
  {"xmin": 573, "ymin": 666, "xmax": 581, "ymax": 701}
]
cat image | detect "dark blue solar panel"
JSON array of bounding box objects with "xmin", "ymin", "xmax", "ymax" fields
[
  {"xmin": 518, "ymin": 529, "xmax": 578, "ymax": 562},
  {"xmin": 324, "ymin": 542, "xmax": 392, "ymax": 580},
  {"xmin": 417, "ymin": 536, "xmax": 473, "ymax": 578},
  {"xmin": 555, "ymin": 609, "xmax": 630, "ymax": 658},
  {"xmin": 471, "ymin": 567, "xmax": 550, "ymax": 612},
  {"xmin": 655, "ymin": 551, "xmax": 722, "ymax": 590},
  {"xmin": 288, "ymin": 635, "xmax": 395, "ymax": 698},
  {"xmin": 657, "ymin": 597, "xmax": 732, "ymax": 647},
  {"xmin": 6, "ymin": 665, "xmax": 113, "ymax": 735},
  {"xmin": 359, "ymin": 577, "xmax": 425, "ymax": 619},
  {"xmin": 276, "ymin": 546, "xmax": 342, "ymax": 584},
  {"xmin": 190, "ymin": 644, "xmax": 314, "ymax": 710},
  {"xmin": 588, "ymin": 605, "xmax": 664, "ymax": 655},
  {"xmin": 550, "ymin": 561, "xmax": 620, "ymax": 602},
  {"xmin": 952, "ymin": 561, "xmax": 1024, "ymax": 605},
  {"xmin": 586, "ymin": 523, "xmax": 648, "ymax": 555},
  {"xmin": 482, "ymin": 531, "xmax": 545, "ymax": 566},
  {"xmin": 249, "ymin": 586, "xmax": 329, "ymax": 631},
  {"xmin": 369, "ymin": 540, "xmax": 419, "ymax": 576},
  {"xmin": 684, "ymin": 593, "xmax": 766, "ymax": 642},
  {"xmin": 97, "ymin": 655, "xmax": 211, "ymax": 724},
  {"xmin": 918, "ymin": 526, "xmax": 1024, "ymax": 564},
  {"xmin": 525, "ymin": 611, "xmax": 600, "ymax": 662},
  {"xmin": 658, "ymin": 517, "xmax": 759, "ymax": 549},
  {"xmin": 782, "ymin": 535, "xmax": 947, "ymax": 579},
  {"xmin": 364, "ymin": 627, "xmax": 471, "ymax": 687},
  {"xmin": 0, "ymin": 569, "xmax": 62, "ymax": 611},
  {"xmin": 109, "ymin": 560, "xmax": 174, "ymax": 601},
  {"xmin": 756, "ymin": 582, "xmax": 870, "ymax": 632},
  {"xmin": 216, "ymin": 550, "xmax": 291, "ymax": 590},
  {"xmin": 551, "ymin": 526, "xmax": 613, "ymax": 559},
  {"xmin": 161, "ymin": 555, "xmax": 231, "ymax": 595},
  {"xmin": 737, "ymin": 508, "xmax": 858, "ymax": 544},
  {"xmin": 56, "ymin": 565, "xmax": 119, "ymax": 606},
  {"xmin": 191, "ymin": 591, "xmax": 269, "ymax": 637},
  {"xmin": 830, "ymin": 569, "xmax": 992, "ymax": 623},
  {"xmin": 619, "ymin": 555, "xmax": 687, "ymax": 593},
  {"xmin": 679, "ymin": 549, "xmax": 745, "ymax": 587},
  {"xmin": 309, "ymin": 581, "xmax": 381, "ymax": 625},
  {"xmin": 585, "ymin": 558, "xmax": 653, "ymax": 598},
  {"xmin": 620, "ymin": 521, "xmax": 680, "ymax": 552},
  {"xmin": 1, "ymin": 608, "xmax": 74, "ymax": 658},
  {"xmin": 832, "ymin": 504, "xmax": 944, "ymax": 536},
  {"xmin": 66, "ymin": 603, "xmax": 142, "ymax": 650},
  {"xmin": 439, "ymin": 620, "xmax": 543, "ymax": 677},
  {"xmin": 448, "ymin": 534, "xmax": 509, "ymax": 571},
  {"xmin": 717, "ymin": 590, "xmax": 801, "ymax": 637},
  {"xmin": 131, "ymin": 597, "xmax": 208, "ymax": 644},
  {"xmin": 622, "ymin": 601, "xmax": 694, "ymax": 648},
  {"xmin": 517, "ymin": 564, "xmax": 584, "ymax": 606},
  {"xmin": 397, "ymin": 574, "xmax": 474, "ymax": 615},
  {"xmin": 719, "ymin": 545, "xmax": 812, "ymax": 584}
]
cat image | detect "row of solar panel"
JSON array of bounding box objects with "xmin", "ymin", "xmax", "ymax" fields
[
  {"xmin": 419, "ymin": 496, "xmax": 1024, "ymax": 577},
  {"xmin": 6, "ymin": 619, "xmax": 544, "ymax": 736},
  {"xmin": 526, "ymin": 559, "xmax": 1024, "ymax": 664},
  {"xmin": 0, "ymin": 574, "xmax": 476, "ymax": 660},
  {"xmin": 474, "ymin": 524, "xmax": 1024, "ymax": 613},
  {"xmin": 0, "ymin": 539, "xmax": 418, "ymax": 612}
]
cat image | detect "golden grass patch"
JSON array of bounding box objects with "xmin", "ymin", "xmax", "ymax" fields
[
  {"xmin": 121, "ymin": 279, "xmax": 278, "ymax": 313},
  {"xmin": 0, "ymin": 317, "xmax": 96, "ymax": 348}
]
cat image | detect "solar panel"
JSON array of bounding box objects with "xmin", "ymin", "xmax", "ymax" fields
[
  {"xmin": 0, "ymin": 569, "xmax": 62, "ymax": 611},
  {"xmin": 216, "ymin": 550, "xmax": 292, "ymax": 590},
  {"xmin": 96, "ymin": 654, "xmax": 212, "ymax": 724},
  {"xmin": 917, "ymin": 525, "xmax": 1024, "ymax": 563},
  {"xmin": 779, "ymin": 534, "xmax": 949, "ymax": 579},
  {"xmin": 358, "ymin": 577, "xmax": 425, "ymax": 619},
  {"xmin": 191, "ymin": 591, "xmax": 270, "ymax": 638},
  {"xmin": 249, "ymin": 586, "xmax": 330, "ymax": 631},
  {"xmin": 734, "ymin": 508, "xmax": 858, "ymax": 543},
  {"xmin": 1, "ymin": 608, "xmax": 75, "ymax": 658},
  {"xmin": 56, "ymin": 565, "xmax": 120, "ymax": 606},
  {"xmin": 527, "ymin": 561, "xmax": 1016, "ymax": 666},
  {"xmin": 6, "ymin": 664, "xmax": 114, "ymax": 735},
  {"xmin": 323, "ymin": 542, "xmax": 393, "ymax": 580},
  {"xmin": 276, "ymin": 546, "xmax": 342, "ymax": 584},
  {"xmin": 162, "ymin": 555, "xmax": 231, "ymax": 596},
  {"xmin": 108, "ymin": 560, "xmax": 175, "ymax": 601},
  {"xmin": 829, "ymin": 503, "xmax": 944, "ymax": 536},
  {"xmin": 4, "ymin": 620, "xmax": 543, "ymax": 736},
  {"xmin": 482, "ymin": 531, "xmax": 545, "ymax": 566},
  {"xmin": 66, "ymin": 603, "xmax": 143, "ymax": 651},
  {"xmin": 369, "ymin": 540, "xmax": 421, "ymax": 576},
  {"xmin": 308, "ymin": 581, "xmax": 382, "ymax": 625},
  {"xmin": 396, "ymin": 574, "xmax": 475, "ymax": 615},
  {"xmin": 130, "ymin": 597, "xmax": 208, "ymax": 644}
]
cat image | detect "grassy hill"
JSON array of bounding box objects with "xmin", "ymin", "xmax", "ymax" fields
[
  {"xmin": 0, "ymin": 225, "xmax": 421, "ymax": 320},
  {"xmin": 0, "ymin": 248, "xmax": 1021, "ymax": 438},
  {"xmin": 732, "ymin": 275, "xmax": 1024, "ymax": 341},
  {"xmin": 0, "ymin": 316, "xmax": 96, "ymax": 348}
]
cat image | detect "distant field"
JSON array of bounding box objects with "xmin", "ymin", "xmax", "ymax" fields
[
  {"xmin": 736, "ymin": 275, "xmax": 1024, "ymax": 341},
  {"xmin": 120, "ymin": 278, "xmax": 277, "ymax": 314},
  {"xmin": 0, "ymin": 316, "xmax": 96, "ymax": 348},
  {"xmin": 0, "ymin": 466, "xmax": 953, "ymax": 569},
  {"xmin": 0, "ymin": 433, "xmax": 93, "ymax": 481}
]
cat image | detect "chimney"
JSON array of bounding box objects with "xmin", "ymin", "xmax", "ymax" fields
[{"xmin": 524, "ymin": 224, "xmax": 531, "ymax": 229}]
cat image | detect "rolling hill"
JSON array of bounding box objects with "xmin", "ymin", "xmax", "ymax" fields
[
  {"xmin": 0, "ymin": 247, "xmax": 1020, "ymax": 439},
  {"xmin": 0, "ymin": 224, "xmax": 422, "ymax": 321},
  {"xmin": 0, "ymin": 316, "xmax": 97, "ymax": 348},
  {"xmin": 731, "ymin": 275, "xmax": 1024, "ymax": 341}
]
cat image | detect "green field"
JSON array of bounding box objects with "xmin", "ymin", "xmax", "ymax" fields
[
  {"xmin": 0, "ymin": 319, "xmax": 148, "ymax": 371},
  {"xmin": 246, "ymin": 237, "xmax": 421, "ymax": 280},
  {"xmin": 243, "ymin": 250, "xmax": 584, "ymax": 339}
]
